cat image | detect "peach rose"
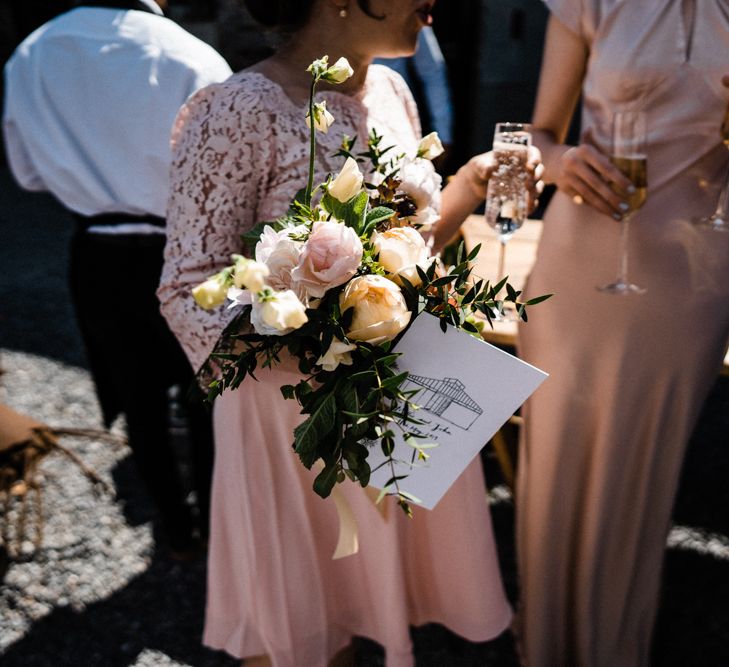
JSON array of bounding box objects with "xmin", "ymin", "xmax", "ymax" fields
[
  {"xmin": 339, "ymin": 275, "xmax": 411, "ymax": 344},
  {"xmin": 371, "ymin": 226, "xmax": 430, "ymax": 286}
]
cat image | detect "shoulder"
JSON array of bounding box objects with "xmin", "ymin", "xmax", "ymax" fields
[
  {"xmin": 542, "ymin": 0, "xmax": 600, "ymax": 40},
  {"xmin": 126, "ymin": 13, "xmax": 232, "ymax": 79},
  {"xmin": 367, "ymin": 63, "xmax": 414, "ymax": 99},
  {"xmin": 170, "ymin": 72, "xmax": 280, "ymax": 152}
]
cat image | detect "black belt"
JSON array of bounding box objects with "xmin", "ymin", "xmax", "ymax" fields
[{"xmin": 72, "ymin": 212, "xmax": 166, "ymax": 231}]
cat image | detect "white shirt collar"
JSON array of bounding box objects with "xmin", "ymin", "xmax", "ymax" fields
[{"xmin": 137, "ymin": 0, "xmax": 164, "ymax": 16}]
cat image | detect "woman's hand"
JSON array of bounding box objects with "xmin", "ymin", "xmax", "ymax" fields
[
  {"xmin": 549, "ymin": 143, "xmax": 634, "ymax": 219},
  {"xmin": 461, "ymin": 145, "xmax": 545, "ymax": 213}
]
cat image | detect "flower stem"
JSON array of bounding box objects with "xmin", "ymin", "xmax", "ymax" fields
[{"xmin": 305, "ymin": 77, "xmax": 317, "ymax": 207}]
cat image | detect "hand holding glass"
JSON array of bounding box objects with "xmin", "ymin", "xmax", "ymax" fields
[
  {"xmin": 598, "ymin": 111, "xmax": 647, "ymax": 295},
  {"xmin": 484, "ymin": 122, "xmax": 531, "ymax": 317},
  {"xmin": 692, "ymin": 101, "xmax": 729, "ymax": 231}
]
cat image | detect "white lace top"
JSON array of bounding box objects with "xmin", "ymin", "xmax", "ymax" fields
[{"xmin": 158, "ymin": 65, "xmax": 423, "ymax": 371}]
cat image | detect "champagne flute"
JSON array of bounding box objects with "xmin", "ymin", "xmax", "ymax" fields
[
  {"xmin": 484, "ymin": 122, "xmax": 531, "ymax": 318},
  {"xmin": 598, "ymin": 111, "xmax": 648, "ymax": 295},
  {"xmin": 692, "ymin": 101, "xmax": 729, "ymax": 232}
]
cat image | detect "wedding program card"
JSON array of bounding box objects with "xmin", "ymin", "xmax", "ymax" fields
[{"xmin": 367, "ymin": 313, "xmax": 548, "ymax": 509}]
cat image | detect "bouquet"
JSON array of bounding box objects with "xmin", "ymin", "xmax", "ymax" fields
[{"xmin": 192, "ymin": 56, "xmax": 549, "ymax": 514}]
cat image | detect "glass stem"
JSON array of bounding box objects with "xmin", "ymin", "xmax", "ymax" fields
[
  {"xmin": 497, "ymin": 238, "xmax": 507, "ymax": 283},
  {"xmin": 714, "ymin": 159, "xmax": 729, "ymax": 219},
  {"xmin": 617, "ymin": 215, "xmax": 631, "ymax": 285}
]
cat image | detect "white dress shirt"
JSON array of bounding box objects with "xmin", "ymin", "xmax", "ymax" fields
[{"xmin": 2, "ymin": 0, "xmax": 232, "ymax": 220}]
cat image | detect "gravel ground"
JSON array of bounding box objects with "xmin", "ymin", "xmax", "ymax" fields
[{"xmin": 1, "ymin": 161, "xmax": 728, "ymax": 666}]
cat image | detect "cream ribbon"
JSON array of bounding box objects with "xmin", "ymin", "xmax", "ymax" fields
[{"xmin": 315, "ymin": 461, "xmax": 388, "ymax": 559}]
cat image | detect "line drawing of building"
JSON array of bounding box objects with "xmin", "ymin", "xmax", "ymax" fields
[{"xmin": 403, "ymin": 375, "xmax": 483, "ymax": 430}]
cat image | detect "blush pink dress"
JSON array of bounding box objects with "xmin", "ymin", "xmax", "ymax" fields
[
  {"xmin": 517, "ymin": 1, "xmax": 729, "ymax": 665},
  {"xmin": 158, "ymin": 66, "xmax": 512, "ymax": 667}
]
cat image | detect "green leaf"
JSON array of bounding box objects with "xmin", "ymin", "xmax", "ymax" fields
[
  {"xmin": 364, "ymin": 206, "xmax": 395, "ymax": 227},
  {"xmin": 313, "ymin": 462, "xmax": 339, "ymax": 499},
  {"xmin": 525, "ymin": 293, "xmax": 554, "ymax": 305},
  {"xmin": 293, "ymin": 392, "xmax": 337, "ymax": 462}
]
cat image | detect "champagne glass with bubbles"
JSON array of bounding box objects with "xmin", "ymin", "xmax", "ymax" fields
[
  {"xmin": 598, "ymin": 111, "xmax": 648, "ymax": 295},
  {"xmin": 692, "ymin": 100, "xmax": 729, "ymax": 232},
  {"xmin": 484, "ymin": 122, "xmax": 531, "ymax": 318}
]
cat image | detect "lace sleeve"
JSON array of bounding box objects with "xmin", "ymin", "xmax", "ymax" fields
[{"xmin": 158, "ymin": 82, "xmax": 273, "ymax": 372}]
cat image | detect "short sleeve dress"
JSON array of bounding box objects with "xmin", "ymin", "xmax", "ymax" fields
[
  {"xmin": 158, "ymin": 65, "xmax": 512, "ymax": 667},
  {"xmin": 516, "ymin": 2, "xmax": 729, "ymax": 665}
]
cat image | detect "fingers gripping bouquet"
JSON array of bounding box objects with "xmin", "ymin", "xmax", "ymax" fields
[{"xmin": 192, "ymin": 57, "xmax": 544, "ymax": 514}]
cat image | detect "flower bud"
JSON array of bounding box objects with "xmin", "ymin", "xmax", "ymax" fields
[
  {"xmin": 328, "ymin": 156, "xmax": 364, "ymax": 202},
  {"xmin": 316, "ymin": 340, "xmax": 357, "ymax": 371},
  {"xmin": 192, "ymin": 276, "xmax": 228, "ymax": 310},
  {"xmin": 417, "ymin": 132, "xmax": 445, "ymax": 160},
  {"xmin": 233, "ymin": 257, "xmax": 269, "ymax": 292},
  {"xmin": 322, "ymin": 57, "xmax": 354, "ymax": 84},
  {"xmin": 306, "ymin": 101, "xmax": 335, "ymax": 133},
  {"xmin": 251, "ymin": 290, "xmax": 308, "ymax": 335}
]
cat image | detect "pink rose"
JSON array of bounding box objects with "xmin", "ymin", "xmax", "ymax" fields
[
  {"xmin": 255, "ymin": 225, "xmax": 306, "ymax": 292},
  {"xmin": 292, "ymin": 220, "xmax": 363, "ymax": 298}
]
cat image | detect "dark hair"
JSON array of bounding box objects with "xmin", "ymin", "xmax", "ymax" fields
[{"xmin": 243, "ymin": 0, "xmax": 382, "ymax": 32}]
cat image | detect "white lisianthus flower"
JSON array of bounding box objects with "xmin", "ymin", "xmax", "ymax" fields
[
  {"xmin": 397, "ymin": 156, "xmax": 443, "ymax": 231},
  {"xmin": 192, "ymin": 275, "xmax": 229, "ymax": 310},
  {"xmin": 306, "ymin": 101, "xmax": 335, "ymax": 133},
  {"xmin": 339, "ymin": 275, "xmax": 411, "ymax": 344},
  {"xmin": 417, "ymin": 132, "xmax": 445, "ymax": 160},
  {"xmin": 226, "ymin": 286, "xmax": 253, "ymax": 309},
  {"xmin": 328, "ymin": 156, "xmax": 364, "ymax": 202},
  {"xmin": 322, "ymin": 57, "xmax": 354, "ymax": 84},
  {"xmin": 250, "ymin": 289, "xmax": 308, "ymax": 336},
  {"xmin": 316, "ymin": 339, "xmax": 357, "ymax": 371},
  {"xmin": 232, "ymin": 256, "xmax": 269, "ymax": 292},
  {"xmin": 306, "ymin": 55, "xmax": 329, "ymax": 78},
  {"xmin": 372, "ymin": 226, "xmax": 431, "ymax": 286}
]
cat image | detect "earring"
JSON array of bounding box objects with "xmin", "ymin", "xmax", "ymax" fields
[{"xmin": 339, "ymin": 7, "xmax": 348, "ymax": 18}]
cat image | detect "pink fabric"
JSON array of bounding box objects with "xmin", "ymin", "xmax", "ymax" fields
[
  {"xmin": 159, "ymin": 66, "xmax": 512, "ymax": 666},
  {"xmin": 518, "ymin": 2, "xmax": 729, "ymax": 665}
]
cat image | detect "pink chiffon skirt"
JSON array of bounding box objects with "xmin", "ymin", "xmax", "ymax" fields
[{"xmin": 203, "ymin": 363, "xmax": 512, "ymax": 667}]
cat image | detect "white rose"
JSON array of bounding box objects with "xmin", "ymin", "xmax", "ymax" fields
[
  {"xmin": 250, "ymin": 290, "xmax": 308, "ymax": 336},
  {"xmin": 316, "ymin": 339, "xmax": 357, "ymax": 371},
  {"xmin": 255, "ymin": 225, "xmax": 306, "ymax": 292},
  {"xmin": 192, "ymin": 276, "xmax": 228, "ymax": 310},
  {"xmin": 339, "ymin": 275, "xmax": 411, "ymax": 344},
  {"xmin": 417, "ymin": 132, "xmax": 445, "ymax": 160},
  {"xmin": 328, "ymin": 156, "xmax": 364, "ymax": 203},
  {"xmin": 372, "ymin": 226, "xmax": 431, "ymax": 286},
  {"xmin": 233, "ymin": 257, "xmax": 270, "ymax": 292},
  {"xmin": 305, "ymin": 101, "xmax": 335, "ymax": 133},
  {"xmin": 397, "ymin": 156, "xmax": 442, "ymax": 230},
  {"xmin": 322, "ymin": 57, "xmax": 354, "ymax": 84}
]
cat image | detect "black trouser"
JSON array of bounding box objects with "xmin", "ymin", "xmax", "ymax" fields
[{"xmin": 68, "ymin": 226, "xmax": 213, "ymax": 547}]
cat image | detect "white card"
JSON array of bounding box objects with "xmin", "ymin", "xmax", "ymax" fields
[{"xmin": 367, "ymin": 313, "xmax": 548, "ymax": 509}]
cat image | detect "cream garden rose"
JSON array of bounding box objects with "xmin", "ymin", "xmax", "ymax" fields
[
  {"xmin": 417, "ymin": 132, "xmax": 445, "ymax": 160},
  {"xmin": 372, "ymin": 226, "xmax": 430, "ymax": 286},
  {"xmin": 327, "ymin": 156, "xmax": 364, "ymax": 202},
  {"xmin": 339, "ymin": 275, "xmax": 411, "ymax": 344},
  {"xmin": 292, "ymin": 219, "xmax": 363, "ymax": 298},
  {"xmin": 250, "ymin": 289, "xmax": 308, "ymax": 336}
]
